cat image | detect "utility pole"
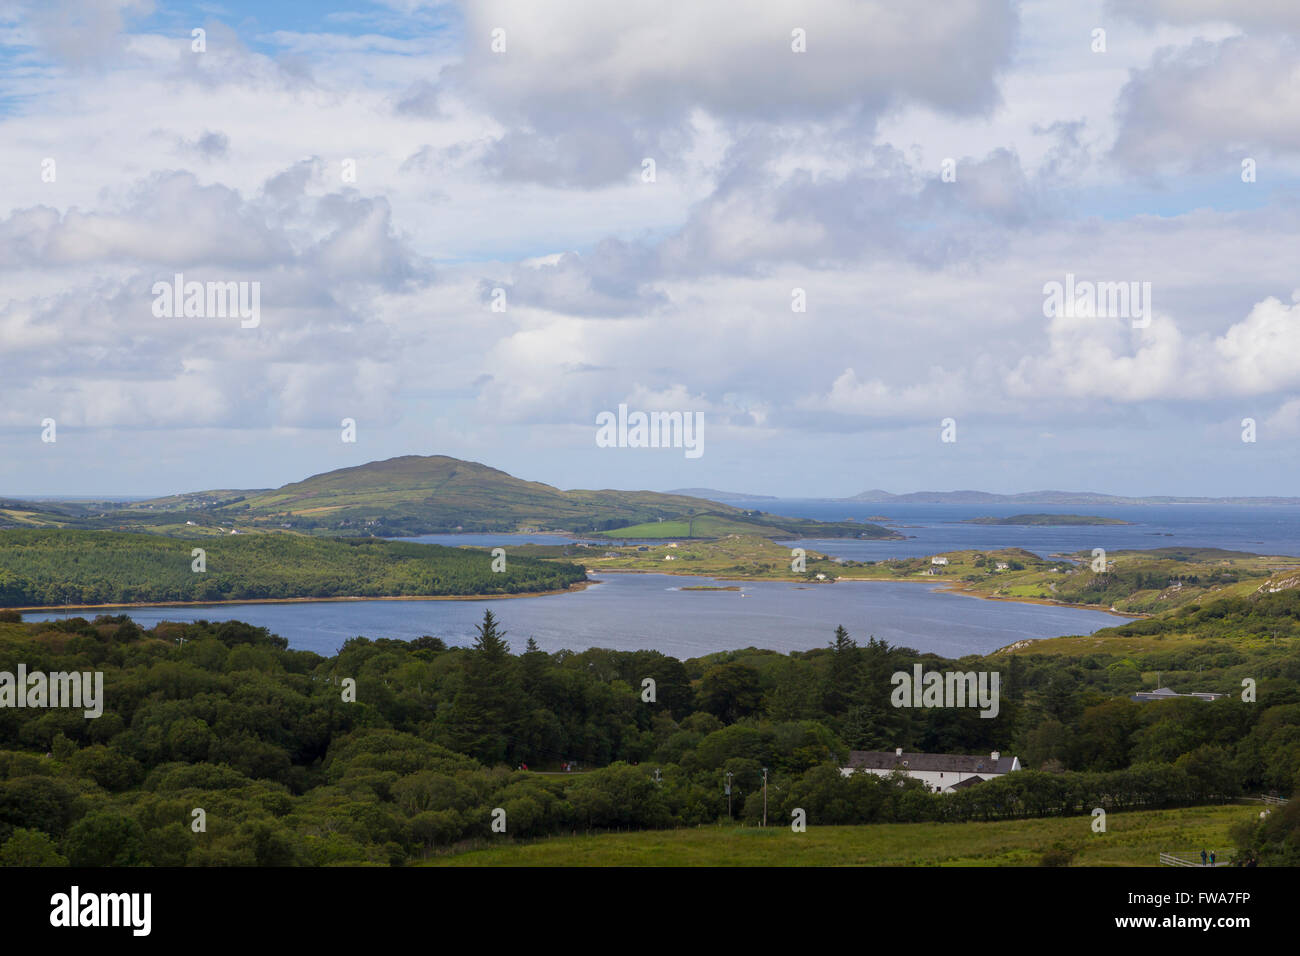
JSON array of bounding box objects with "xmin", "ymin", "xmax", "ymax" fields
[
  {"xmin": 725, "ymin": 771, "xmax": 733, "ymax": 819},
  {"xmin": 761, "ymin": 767, "xmax": 768, "ymax": 827}
]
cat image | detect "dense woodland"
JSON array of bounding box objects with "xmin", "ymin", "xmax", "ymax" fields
[
  {"xmin": 0, "ymin": 530, "xmax": 587, "ymax": 607},
  {"xmin": 0, "ymin": 590, "xmax": 1297, "ymax": 866}
]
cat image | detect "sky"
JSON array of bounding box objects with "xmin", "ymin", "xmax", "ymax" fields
[{"xmin": 1, "ymin": 0, "xmax": 1299, "ymax": 498}]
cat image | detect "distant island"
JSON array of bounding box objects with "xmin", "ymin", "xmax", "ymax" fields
[
  {"xmin": 847, "ymin": 489, "xmax": 1300, "ymax": 506},
  {"xmin": 667, "ymin": 487, "xmax": 778, "ymax": 502},
  {"xmin": 963, "ymin": 514, "xmax": 1131, "ymax": 526}
]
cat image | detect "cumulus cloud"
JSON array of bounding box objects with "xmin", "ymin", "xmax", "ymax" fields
[
  {"xmin": 1007, "ymin": 294, "xmax": 1300, "ymax": 402},
  {"xmin": 4, "ymin": 0, "xmax": 1300, "ymax": 495},
  {"xmin": 1112, "ymin": 34, "xmax": 1300, "ymax": 171},
  {"xmin": 23, "ymin": 0, "xmax": 154, "ymax": 67},
  {"xmin": 1108, "ymin": 0, "xmax": 1300, "ymax": 33},
  {"xmin": 445, "ymin": 0, "xmax": 1018, "ymax": 186}
]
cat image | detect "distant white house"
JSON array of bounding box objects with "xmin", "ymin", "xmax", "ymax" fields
[
  {"xmin": 841, "ymin": 748, "xmax": 1021, "ymax": 793},
  {"xmin": 663, "ymin": 554, "xmax": 676, "ymax": 561},
  {"xmin": 995, "ymin": 561, "xmax": 1010, "ymax": 571},
  {"xmin": 931, "ymin": 556, "xmax": 949, "ymax": 565},
  {"xmin": 1131, "ymin": 687, "xmax": 1226, "ymax": 703}
]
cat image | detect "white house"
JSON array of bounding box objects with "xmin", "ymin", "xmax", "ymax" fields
[
  {"xmin": 931, "ymin": 556, "xmax": 949, "ymax": 565},
  {"xmin": 1130, "ymin": 687, "xmax": 1226, "ymax": 703},
  {"xmin": 841, "ymin": 748, "xmax": 1021, "ymax": 793}
]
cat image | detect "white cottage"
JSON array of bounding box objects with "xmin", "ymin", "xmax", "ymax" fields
[{"xmin": 841, "ymin": 748, "xmax": 1021, "ymax": 793}]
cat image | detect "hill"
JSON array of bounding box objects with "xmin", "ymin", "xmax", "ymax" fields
[
  {"xmin": 103, "ymin": 456, "xmax": 745, "ymax": 537},
  {"xmin": 88, "ymin": 456, "xmax": 898, "ymax": 539},
  {"xmin": 666, "ymin": 487, "xmax": 777, "ymax": 501}
]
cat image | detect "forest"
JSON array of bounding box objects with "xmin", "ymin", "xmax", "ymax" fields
[
  {"xmin": 0, "ymin": 590, "xmax": 1296, "ymax": 866},
  {"xmin": 0, "ymin": 529, "xmax": 587, "ymax": 607}
]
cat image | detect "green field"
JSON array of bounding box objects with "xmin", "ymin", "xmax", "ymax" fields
[
  {"xmin": 595, "ymin": 515, "xmax": 773, "ymax": 539},
  {"xmin": 426, "ymin": 804, "xmax": 1254, "ymax": 867}
]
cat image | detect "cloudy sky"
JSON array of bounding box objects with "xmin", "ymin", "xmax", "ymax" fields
[{"xmin": 2, "ymin": 0, "xmax": 1299, "ymax": 498}]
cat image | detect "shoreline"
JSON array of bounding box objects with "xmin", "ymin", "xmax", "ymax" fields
[
  {"xmin": 7, "ymin": 578, "xmax": 597, "ymax": 613},
  {"xmin": 12, "ymin": 568, "xmax": 1139, "ymax": 621},
  {"xmin": 586, "ymin": 567, "xmax": 1142, "ymax": 618},
  {"xmin": 935, "ymin": 582, "xmax": 1144, "ymax": 620}
]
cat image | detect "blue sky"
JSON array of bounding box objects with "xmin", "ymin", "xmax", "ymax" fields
[{"xmin": 1, "ymin": 0, "xmax": 1299, "ymax": 498}]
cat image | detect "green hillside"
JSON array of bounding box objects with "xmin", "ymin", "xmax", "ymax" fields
[
  {"xmin": 0, "ymin": 528, "xmax": 587, "ymax": 608},
  {"xmin": 79, "ymin": 456, "xmax": 896, "ymax": 540},
  {"xmin": 133, "ymin": 456, "xmax": 738, "ymax": 536}
]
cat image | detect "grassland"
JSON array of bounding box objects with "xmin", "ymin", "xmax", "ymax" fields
[
  {"xmin": 594, "ymin": 515, "xmax": 781, "ymax": 539},
  {"xmin": 425, "ymin": 803, "xmax": 1253, "ymax": 866}
]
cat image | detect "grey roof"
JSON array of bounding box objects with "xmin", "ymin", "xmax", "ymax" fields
[
  {"xmin": 1131, "ymin": 688, "xmax": 1226, "ymax": 702},
  {"xmin": 845, "ymin": 750, "xmax": 1018, "ymax": 774},
  {"xmin": 948, "ymin": 775, "xmax": 988, "ymax": 789}
]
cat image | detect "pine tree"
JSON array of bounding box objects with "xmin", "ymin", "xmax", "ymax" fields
[
  {"xmin": 823, "ymin": 625, "xmax": 864, "ymax": 716},
  {"xmin": 441, "ymin": 610, "xmax": 521, "ymax": 764}
]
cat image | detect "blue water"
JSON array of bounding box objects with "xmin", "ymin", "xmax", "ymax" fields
[
  {"xmin": 27, "ymin": 572, "xmax": 1125, "ymax": 659},
  {"xmin": 731, "ymin": 501, "xmax": 1300, "ymax": 561},
  {"xmin": 25, "ymin": 503, "xmax": 1288, "ymax": 659}
]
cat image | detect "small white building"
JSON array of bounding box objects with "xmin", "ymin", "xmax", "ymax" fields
[
  {"xmin": 1131, "ymin": 687, "xmax": 1226, "ymax": 703},
  {"xmin": 841, "ymin": 748, "xmax": 1021, "ymax": 793},
  {"xmin": 931, "ymin": 556, "xmax": 949, "ymax": 566}
]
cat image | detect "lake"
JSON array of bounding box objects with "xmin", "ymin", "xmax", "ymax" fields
[
  {"xmin": 27, "ymin": 502, "xmax": 1283, "ymax": 659},
  {"xmin": 400, "ymin": 503, "xmax": 1300, "ymax": 562},
  {"xmin": 27, "ymin": 572, "xmax": 1126, "ymax": 660},
  {"xmin": 742, "ymin": 501, "xmax": 1300, "ymax": 561}
]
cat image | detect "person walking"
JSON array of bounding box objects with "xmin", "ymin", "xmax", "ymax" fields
[
  {"xmin": 1210, "ymin": 850, "xmax": 1216, "ymax": 866},
  {"xmin": 1201, "ymin": 849, "xmax": 1207, "ymax": 866}
]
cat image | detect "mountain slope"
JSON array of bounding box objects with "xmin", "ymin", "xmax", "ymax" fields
[{"xmin": 147, "ymin": 455, "xmax": 738, "ymax": 535}]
